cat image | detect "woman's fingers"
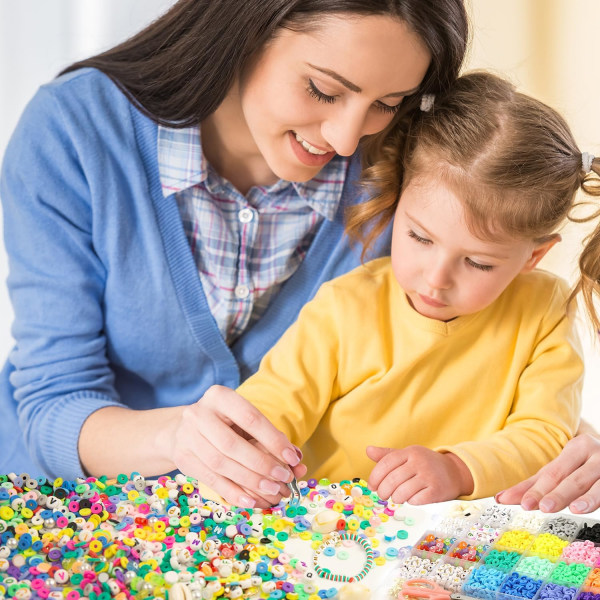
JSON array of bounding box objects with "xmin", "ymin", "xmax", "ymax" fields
[
  {"xmin": 497, "ymin": 434, "xmax": 600, "ymax": 513},
  {"xmin": 171, "ymin": 385, "xmax": 304, "ymax": 505},
  {"xmin": 202, "ymin": 385, "xmax": 302, "ymax": 468}
]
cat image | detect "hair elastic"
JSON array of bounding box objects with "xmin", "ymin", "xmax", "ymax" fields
[
  {"xmin": 582, "ymin": 152, "xmax": 595, "ymax": 173},
  {"xmin": 420, "ymin": 94, "xmax": 435, "ymax": 112}
]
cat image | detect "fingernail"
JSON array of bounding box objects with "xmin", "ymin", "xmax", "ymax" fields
[
  {"xmin": 283, "ymin": 447, "xmax": 300, "ymax": 466},
  {"xmin": 571, "ymin": 499, "xmax": 589, "ymax": 513},
  {"xmin": 239, "ymin": 495, "xmax": 256, "ymax": 509},
  {"xmin": 293, "ymin": 445, "xmax": 303, "ymax": 460},
  {"xmin": 495, "ymin": 491, "xmax": 505, "ymax": 503},
  {"xmin": 271, "ymin": 465, "xmax": 291, "ymax": 481},
  {"xmin": 521, "ymin": 497, "xmax": 537, "ymax": 511},
  {"xmin": 539, "ymin": 498, "xmax": 556, "ymax": 512},
  {"xmin": 259, "ymin": 479, "xmax": 281, "ymax": 495}
]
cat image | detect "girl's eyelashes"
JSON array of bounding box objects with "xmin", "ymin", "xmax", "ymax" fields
[
  {"xmin": 466, "ymin": 257, "xmax": 494, "ymax": 272},
  {"xmin": 408, "ymin": 230, "xmax": 494, "ymax": 272},
  {"xmin": 408, "ymin": 229, "xmax": 431, "ymax": 244},
  {"xmin": 307, "ymin": 79, "xmax": 401, "ymax": 114}
]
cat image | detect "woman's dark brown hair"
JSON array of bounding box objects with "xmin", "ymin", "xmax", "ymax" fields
[{"xmin": 61, "ymin": 0, "xmax": 469, "ymax": 165}]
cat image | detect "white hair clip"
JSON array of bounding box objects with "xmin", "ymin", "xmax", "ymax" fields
[
  {"xmin": 582, "ymin": 152, "xmax": 595, "ymax": 173},
  {"xmin": 420, "ymin": 93, "xmax": 435, "ymax": 112}
]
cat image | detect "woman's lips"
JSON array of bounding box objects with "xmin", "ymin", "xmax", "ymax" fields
[{"xmin": 288, "ymin": 131, "xmax": 336, "ymax": 167}]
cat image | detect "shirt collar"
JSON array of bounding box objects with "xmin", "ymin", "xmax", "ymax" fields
[{"xmin": 157, "ymin": 124, "xmax": 349, "ymax": 221}]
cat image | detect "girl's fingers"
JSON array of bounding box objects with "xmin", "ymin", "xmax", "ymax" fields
[{"xmin": 367, "ymin": 446, "xmax": 407, "ymax": 491}]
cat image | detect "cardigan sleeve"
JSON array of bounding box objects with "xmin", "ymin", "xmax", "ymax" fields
[
  {"xmin": 436, "ymin": 280, "xmax": 583, "ymax": 499},
  {"xmin": 1, "ymin": 85, "xmax": 123, "ymax": 478}
]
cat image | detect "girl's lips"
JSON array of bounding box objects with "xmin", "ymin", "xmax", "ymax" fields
[
  {"xmin": 418, "ymin": 294, "xmax": 447, "ymax": 308},
  {"xmin": 288, "ymin": 131, "xmax": 336, "ymax": 167}
]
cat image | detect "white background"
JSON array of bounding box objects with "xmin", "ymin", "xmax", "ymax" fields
[{"xmin": 0, "ymin": 1, "xmax": 598, "ymax": 426}]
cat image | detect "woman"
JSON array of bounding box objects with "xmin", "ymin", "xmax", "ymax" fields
[{"xmin": 0, "ymin": 0, "xmax": 468, "ymax": 507}]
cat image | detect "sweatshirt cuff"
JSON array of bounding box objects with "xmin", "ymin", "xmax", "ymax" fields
[{"xmin": 435, "ymin": 443, "xmax": 509, "ymax": 500}]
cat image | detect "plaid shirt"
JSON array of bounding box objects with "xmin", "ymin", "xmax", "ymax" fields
[{"xmin": 158, "ymin": 126, "xmax": 349, "ymax": 344}]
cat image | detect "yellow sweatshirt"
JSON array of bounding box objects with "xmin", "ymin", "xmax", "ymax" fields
[{"xmin": 237, "ymin": 258, "xmax": 583, "ymax": 498}]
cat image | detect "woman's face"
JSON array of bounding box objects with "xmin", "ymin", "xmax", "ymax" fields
[{"xmin": 230, "ymin": 14, "xmax": 431, "ymax": 184}]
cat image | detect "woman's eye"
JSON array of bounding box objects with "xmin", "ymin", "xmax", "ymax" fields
[
  {"xmin": 307, "ymin": 79, "xmax": 336, "ymax": 104},
  {"xmin": 374, "ymin": 100, "xmax": 402, "ymax": 115},
  {"xmin": 466, "ymin": 258, "xmax": 493, "ymax": 271},
  {"xmin": 308, "ymin": 78, "xmax": 401, "ymax": 115},
  {"xmin": 408, "ymin": 230, "xmax": 431, "ymax": 244}
]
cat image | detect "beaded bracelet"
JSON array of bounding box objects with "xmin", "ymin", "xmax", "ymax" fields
[{"xmin": 313, "ymin": 531, "xmax": 374, "ymax": 583}]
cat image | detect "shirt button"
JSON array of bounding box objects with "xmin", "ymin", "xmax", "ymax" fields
[
  {"xmin": 238, "ymin": 208, "xmax": 254, "ymax": 223},
  {"xmin": 234, "ymin": 284, "xmax": 250, "ymax": 299}
]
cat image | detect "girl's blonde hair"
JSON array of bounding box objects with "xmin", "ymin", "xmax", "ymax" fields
[{"xmin": 347, "ymin": 71, "xmax": 600, "ymax": 330}]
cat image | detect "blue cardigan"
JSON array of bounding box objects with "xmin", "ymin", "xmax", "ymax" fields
[{"xmin": 0, "ymin": 69, "xmax": 391, "ymax": 478}]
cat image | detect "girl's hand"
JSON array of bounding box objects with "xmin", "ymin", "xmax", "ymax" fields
[
  {"xmin": 495, "ymin": 433, "xmax": 600, "ymax": 514},
  {"xmin": 366, "ymin": 445, "xmax": 474, "ymax": 504},
  {"xmin": 171, "ymin": 385, "xmax": 306, "ymax": 508}
]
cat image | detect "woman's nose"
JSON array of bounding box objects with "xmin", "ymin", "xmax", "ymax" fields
[{"xmin": 321, "ymin": 105, "xmax": 372, "ymax": 157}]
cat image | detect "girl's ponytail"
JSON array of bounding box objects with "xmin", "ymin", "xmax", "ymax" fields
[{"xmin": 570, "ymin": 155, "xmax": 600, "ymax": 332}]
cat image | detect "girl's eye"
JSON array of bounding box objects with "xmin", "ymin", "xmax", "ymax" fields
[
  {"xmin": 466, "ymin": 257, "xmax": 494, "ymax": 271},
  {"xmin": 307, "ymin": 79, "xmax": 336, "ymax": 104},
  {"xmin": 408, "ymin": 230, "xmax": 431, "ymax": 244}
]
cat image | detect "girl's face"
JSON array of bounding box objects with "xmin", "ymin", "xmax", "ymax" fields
[
  {"xmin": 230, "ymin": 15, "xmax": 431, "ymax": 184},
  {"xmin": 391, "ymin": 176, "xmax": 558, "ymax": 321}
]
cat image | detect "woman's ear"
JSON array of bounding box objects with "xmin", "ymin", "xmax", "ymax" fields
[{"xmin": 521, "ymin": 234, "xmax": 562, "ymax": 273}]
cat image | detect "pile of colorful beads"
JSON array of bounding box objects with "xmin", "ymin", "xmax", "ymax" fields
[
  {"xmin": 479, "ymin": 507, "xmax": 514, "ymax": 529},
  {"xmin": 415, "ymin": 534, "xmax": 456, "ymax": 555},
  {"xmin": 496, "ymin": 530, "xmax": 536, "ymax": 552},
  {"xmin": 463, "ymin": 565, "xmax": 507, "ymax": 600},
  {"xmin": 550, "ymin": 562, "xmax": 592, "ymax": 588},
  {"xmin": 530, "ymin": 534, "xmax": 570, "ymax": 559},
  {"xmin": 562, "ymin": 542, "xmax": 600, "ymax": 567},
  {"xmin": 467, "ymin": 524, "xmax": 504, "ymax": 546},
  {"xmin": 508, "ymin": 513, "xmax": 546, "ymax": 535},
  {"xmin": 515, "ymin": 556, "xmax": 556, "ymax": 580},
  {"xmin": 538, "ymin": 582, "xmax": 579, "ymax": 600},
  {"xmin": 0, "ymin": 473, "xmax": 422, "ymax": 599},
  {"xmin": 576, "ymin": 524, "xmax": 600, "ymax": 545},
  {"xmin": 542, "ymin": 518, "xmax": 581, "ymax": 540},
  {"xmin": 499, "ymin": 572, "xmax": 544, "ymax": 599},
  {"xmin": 483, "ymin": 550, "xmax": 521, "ymax": 573},
  {"xmin": 448, "ymin": 541, "xmax": 489, "ymax": 563}
]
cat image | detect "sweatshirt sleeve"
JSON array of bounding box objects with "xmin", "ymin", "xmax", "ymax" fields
[
  {"xmin": 237, "ymin": 282, "xmax": 342, "ymax": 447},
  {"xmin": 1, "ymin": 85, "xmax": 123, "ymax": 478},
  {"xmin": 436, "ymin": 280, "xmax": 583, "ymax": 499}
]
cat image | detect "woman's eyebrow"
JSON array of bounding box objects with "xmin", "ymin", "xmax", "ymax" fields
[{"xmin": 307, "ymin": 63, "xmax": 421, "ymax": 97}]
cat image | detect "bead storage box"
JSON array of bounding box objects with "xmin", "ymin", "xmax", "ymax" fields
[
  {"xmin": 0, "ymin": 473, "xmax": 430, "ymax": 600},
  {"xmin": 391, "ymin": 503, "xmax": 600, "ymax": 600}
]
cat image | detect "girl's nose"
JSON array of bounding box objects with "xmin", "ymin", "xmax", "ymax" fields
[{"xmin": 425, "ymin": 258, "xmax": 453, "ymax": 290}]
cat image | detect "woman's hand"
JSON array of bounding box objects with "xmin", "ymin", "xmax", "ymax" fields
[
  {"xmin": 496, "ymin": 433, "xmax": 600, "ymax": 513},
  {"xmin": 80, "ymin": 385, "xmax": 306, "ymax": 509},
  {"xmin": 171, "ymin": 385, "xmax": 306, "ymax": 508}
]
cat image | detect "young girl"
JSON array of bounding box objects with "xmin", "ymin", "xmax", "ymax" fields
[
  {"xmin": 233, "ymin": 71, "xmax": 600, "ymax": 503},
  {"xmin": 0, "ymin": 0, "xmax": 469, "ymax": 508}
]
